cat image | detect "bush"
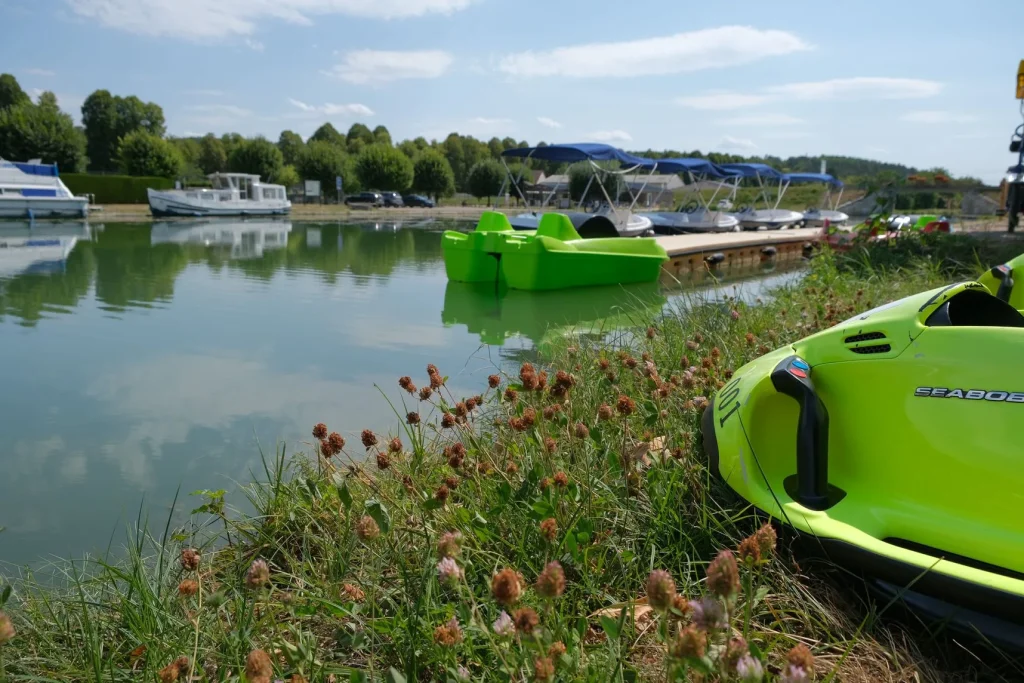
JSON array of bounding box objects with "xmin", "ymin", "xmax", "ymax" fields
[
  {"xmin": 355, "ymin": 144, "xmax": 414, "ymax": 192},
  {"xmin": 297, "ymin": 141, "xmax": 360, "ymax": 199},
  {"xmin": 228, "ymin": 137, "xmax": 284, "ymax": 181},
  {"xmin": 116, "ymin": 130, "xmax": 182, "ymax": 178},
  {"xmin": 412, "ymin": 150, "xmax": 456, "ymax": 200},
  {"xmin": 62, "ymin": 173, "xmax": 174, "ymax": 204},
  {"xmin": 466, "ymin": 159, "xmax": 504, "ymax": 201}
]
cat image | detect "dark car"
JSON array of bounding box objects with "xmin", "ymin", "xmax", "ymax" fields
[
  {"xmin": 402, "ymin": 194, "xmax": 435, "ymax": 208},
  {"xmin": 381, "ymin": 191, "xmax": 404, "ymax": 208},
  {"xmin": 345, "ymin": 191, "xmax": 383, "ymax": 207}
]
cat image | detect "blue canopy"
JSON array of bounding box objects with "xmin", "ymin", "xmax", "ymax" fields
[
  {"xmin": 7, "ymin": 161, "xmax": 59, "ymax": 177},
  {"xmin": 502, "ymin": 143, "xmax": 649, "ymax": 167},
  {"xmin": 635, "ymin": 157, "xmax": 740, "ymax": 180},
  {"xmin": 719, "ymin": 162, "xmax": 783, "ymax": 179},
  {"xmin": 782, "ymin": 172, "xmax": 843, "ymax": 188}
]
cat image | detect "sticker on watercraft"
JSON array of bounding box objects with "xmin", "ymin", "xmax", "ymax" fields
[
  {"xmin": 914, "ymin": 387, "xmax": 1024, "ymax": 402},
  {"xmin": 716, "ymin": 376, "xmax": 744, "ymax": 427}
]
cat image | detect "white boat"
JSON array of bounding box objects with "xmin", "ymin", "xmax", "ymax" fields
[
  {"xmin": 501, "ymin": 143, "xmax": 655, "ymax": 237},
  {"xmin": 0, "ymin": 221, "xmax": 90, "ymax": 278},
  {"xmin": 0, "ymin": 158, "xmax": 88, "ymax": 218},
  {"xmin": 785, "ymin": 173, "xmax": 849, "ymax": 227},
  {"xmin": 147, "ymin": 173, "xmax": 290, "ymax": 218},
  {"xmin": 636, "ymin": 158, "xmax": 741, "ymax": 233},
  {"xmin": 150, "ymin": 220, "xmax": 292, "ymax": 259},
  {"xmin": 720, "ymin": 163, "xmax": 804, "ymax": 230}
]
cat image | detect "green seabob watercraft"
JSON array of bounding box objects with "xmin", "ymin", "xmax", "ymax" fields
[{"xmin": 442, "ymin": 211, "xmax": 667, "ymax": 291}]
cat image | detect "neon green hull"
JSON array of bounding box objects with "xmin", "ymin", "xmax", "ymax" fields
[
  {"xmin": 978, "ymin": 252, "xmax": 1024, "ymax": 310},
  {"xmin": 442, "ymin": 211, "xmax": 667, "ymax": 291},
  {"xmin": 703, "ymin": 280, "xmax": 1024, "ymax": 625}
]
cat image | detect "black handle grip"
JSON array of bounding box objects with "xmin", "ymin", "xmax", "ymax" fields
[
  {"xmin": 990, "ymin": 265, "xmax": 1015, "ymax": 303},
  {"xmin": 771, "ymin": 355, "xmax": 830, "ymax": 510}
]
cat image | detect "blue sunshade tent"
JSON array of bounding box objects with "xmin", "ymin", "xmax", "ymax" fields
[
  {"xmin": 501, "ymin": 143, "xmax": 649, "ymax": 167},
  {"xmin": 719, "ymin": 162, "xmax": 784, "ymax": 179},
  {"xmin": 783, "ymin": 172, "xmax": 844, "ymax": 188}
]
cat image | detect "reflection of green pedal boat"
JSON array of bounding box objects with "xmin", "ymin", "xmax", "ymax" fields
[
  {"xmin": 702, "ymin": 280, "xmax": 1024, "ymax": 636},
  {"xmin": 442, "ymin": 211, "xmax": 667, "ymax": 291}
]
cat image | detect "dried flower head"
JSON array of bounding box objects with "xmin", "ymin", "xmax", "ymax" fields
[
  {"xmin": 543, "ymin": 437, "xmax": 557, "ymax": 454},
  {"xmin": 552, "ymin": 471, "xmax": 568, "ymax": 488},
  {"xmin": 514, "ymin": 607, "xmax": 540, "ymax": 635},
  {"xmin": 505, "ymin": 461, "xmax": 519, "ymax": 475},
  {"xmin": 477, "ymin": 461, "xmax": 493, "ymax": 475},
  {"xmin": 466, "ymin": 396, "xmax": 478, "ymax": 411},
  {"xmin": 399, "ymin": 376, "xmax": 416, "ymax": 393},
  {"xmin": 493, "ymin": 610, "xmax": 515, "ymax": 636},
  {"xmin": 736, "ymin": 654, "xmax": 765, "ymax": 682},
  {"xmin": 181, "ymin": 548, "xmax": 201, "ymax": 572},
  {"xmin": 536, "ymin": 561, "xmax": 566, "ymax": 599},
  {"xmin": 441, "ymin": 413, "xmax": 456, "ymax": 429},
  {"xmin": 455, "ymin": 401, "xmax": 468, "ymax": 418},
  {"xmin": 437, "ymin": 557, "xmax": 463, "ymax": 584},
  {"xmin": 598, "ymin": 403, "xmax": 613, "ymax": 421},
  {"xmin": 434, "ymin": 616, "xmax": 463, "ymax": 646},
  {"xmin": 756, "ymin": 522, "xmax": 777, "ymax": 558},
  {"xmin": 671, "ymin": 594, "xmax": 690, "ymax": 618},
  {"xmin": 360, "ymin": 430, "xmax": 377, "ymax": 449},
  {"xmin": 355, "ymin": 515, "xmax": 380, "ymax": 542},
  {"xmin": 430, "ymin": 371, "xmax": 443, "ymax": 389},
  {"xmin": 616, "ymin": 395, "xmax": 636, "ymax": 416},
  {"xmin": 406, "ymin": 411, "xmax": 421, "ymax": 425},
  {"xmin": 533, "ymin": 656, "xmax": 555, "ymax": 681},
  {"xmin": 245, "ymin": 649, "xmax": 273, "ymax": 681},
  {"xmin": 539, "ymin": 517, "xmax": 558, "ymax": 542},
  {"xmin": 491, "ymin": 568, "xmax": 524, "ymax": 606},
  {"xmin": 554, "ymin": 370, "xmax": 575, "ymax": 390},
  {"xmin": 445, "ymin": 475, "xmax": 460, "ymax": 490},
  {"xmin": 438, "ymin": 531, "xmax": 463, "ymax": 558},
  {"xmin": 536, "ymin": 371, "xmax": 548, "ymax": 391},
  {"xmin": 572, "ymin": 422, "xmax": 590, "ymax": 439},
  {"xmin": 312, "ymin": 423, "xmax": 328, "ymax": 440},
  {"xmin": 0, "ymin": 613, "xmax": 14, "ymax": 645},
  {"xmin": 542, "ymin": 406, "xmax": 555, "ymax": 421},
  {"xmin": 548, "ymin": 641, "xmax": 566, "ymax": 659},
  {"xmin": 419, "ymin": 386, "xmax": 433, "ymax": 401},
  {"xmin": 245, "ymin": 559, "xmax": 270, "ymax": 589},
  {"xmin": 504, "ymin": 387, "xmax": 519, "ymax": 403},
  {"xmin": 521, "ymin": 408, "xmax": 536, "ymax": 428},
  {"xmin": 488, "ymin": 374, "xmax": 501, "ymax": 388},
  {"xmin": 158, "ymin": 656, "xmax": 190, "ymax": 683},
  {"xmin": 435, "ymin": 484, "xmax": 450, "ymax": 502},
  {"xmin": 402, "ymin": 474, "xmax": 415, "ymax": 494},
  {"xmin": 427, "ymin": 363, "xmax": 439, "ymax": 376},
  {"xmin": 787, "ymin": 643, "xmax": 814, "ymax": 674},
  {"xmin": 320, "ymin": 439, "xmax": 335, "ymax": 457},
  {"xmin": 342, "ymin": 583, "xmax": 365, "ymax": 602},
  {"xmin": 689, "ymin": 596, "xmax": 727, "ymax": 630},
  {"xmin": 707, "ymin": 549, "xmax": 740, "ymax": 599},
  {"xmin": 738, "ymin": 535, "xmax": 761, "ymax": 565},
  {"xmin": 177, "ymin": 579, "xmax": 199, "ymax": 598},
  {"xmin": 724, "ymin": 636, "xmax": 750, "ymax": 670},
  {"xmin": 539, "ymin": 477, "xmax": 552, "ymax": 491},
  {"xmin": 669, "ymin": 626, "xmax": 706, "ymax": 660},
  {"xmin": 686, "ymin": 339, "xmax": 699, "ymax": 350},
  {"xmin": 731, "ymin": 309, "xmax": 741, "ymax": 320},
  {"xmin": 376, "ymin": 452, "xmax": 391, "ymax": 470},
  {"xmin": 646, "ymin": 569, "xmax": 676, "ymax": 610}
]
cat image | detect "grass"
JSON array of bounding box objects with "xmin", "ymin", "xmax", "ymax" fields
[{"xmin": 3, "ymin": 235, "xmax": 1024, "ymax": 682}]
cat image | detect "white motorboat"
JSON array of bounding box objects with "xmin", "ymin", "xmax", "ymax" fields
[
  {"xmin": 785, "ymin": 173, "xmax": 849, "ymax": 227},
  {"xmin": 636, "ymin": 158, "xmax": 741, "ymax": 233},
  {"xmin": 150, "ymin": 220, "xmax": 292, "ymax": 259},
  {"xmin": 0, "ymin": 158, "xmax": 88, "ymax": 218},
  {"xmin": 0, "ymin": 221, "xmax": 91, "ymax": 278},
  {"xmin": 720, "ymin": 163, "xmax": 804, "ymax": 230},
  {"xmin": 147, "ymin": 173, "xmax": 290, "ymax": 218},
  {"xmin": 501, "ymin": 143, "xmax": 656, "ymax": 237}
]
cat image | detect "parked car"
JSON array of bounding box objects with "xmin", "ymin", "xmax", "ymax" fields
[
  {"xmin": 345, "ymin": 191, "xmax": 383, "ymax": 207},
  {"xmin": 402, "ymin": 194, "xmax": 435, "ymax": 208},
  {"xmin": 381, "ymin": 191, "xmax": 404, "ymax": 208}
]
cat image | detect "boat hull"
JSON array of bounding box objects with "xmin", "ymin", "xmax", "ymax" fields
[
  {"xmin": 509, "ymin": 211, "xmax": 652, "ymax": 237},
  {"xmin": 0, "ymin": 197, "xmax": 88, "ymax": 218},
  {"xmin": 734, "ymin": 208, "xmax": 805, "ymax": 230},
  {"xmin": 642, "ymin": 210, "xmax": 740, "ymax": 234},
  {"xmin": 147, "ymin": 189, "xmax": 291, "ymax": 218},
  {"xmin": 803, "ymin": 209, "xmax": 849, "ymax": 227}
]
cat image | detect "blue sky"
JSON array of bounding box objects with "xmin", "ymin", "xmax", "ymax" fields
[{"xmin": 2, "ymin": 0, "xmax": 1021, "ymax": 181}]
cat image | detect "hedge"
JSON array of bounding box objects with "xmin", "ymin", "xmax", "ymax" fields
[{"xmin": 62, "ymin": 174, "xmax": 175, "ymax": 205}]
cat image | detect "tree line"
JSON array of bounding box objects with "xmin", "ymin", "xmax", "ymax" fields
[{"xmin": 0, "ymin": 72, "xmax": 983, "ymax": 204}]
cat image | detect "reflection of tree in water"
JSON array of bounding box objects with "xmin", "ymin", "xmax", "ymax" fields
[
  {"xmin": 0, "ymin": 241, "xmax": 96, "ymax": 326},
  {"xmin": 93, "ymin": 226, "xmax": 189, "ymax": 311}
]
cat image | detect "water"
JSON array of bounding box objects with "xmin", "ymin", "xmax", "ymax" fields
[{"xmin": 0, "ymin": 219, "xmax": 801, "ymax": 566}]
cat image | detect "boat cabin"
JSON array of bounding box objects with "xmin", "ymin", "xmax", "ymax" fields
[{"xmin": 208, "ymin": 173, "xmax": 286, "ymax": 202}]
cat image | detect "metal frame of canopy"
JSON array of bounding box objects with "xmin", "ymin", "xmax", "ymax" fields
[
  {"xmin": 782, "ymin": 172, "xmax": 845, "ymax": 212},
  {"xmin": 499, "ymin": 144, "xmax": 658, "ymax": 226},
  {"xmin": 639, "ymin": 158, "xmax": 740, "ymax": 214},
  {"xmin": 719, "ymin": 163, "xmax": 788, "ymax": 212}
]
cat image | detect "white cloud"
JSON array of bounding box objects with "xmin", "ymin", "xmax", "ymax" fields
[
  {"xmin": 64, "ymin": 0, "xmax": 477, "ymax": 39},
  {"xmin": 900, "ymin": 110, "xmax": 977, "ymax": 124},
  {"xmin": 717, "ymin": 135, "xmax": 757, "ymax": 151},
  {"xmin": 589, "ymin": 130, "xmax": 633, "ymax": 142},
  {"xmin": 498, "ymin": 26, "xmax": 809, "ymax": 78},
  {"xmin": 244, "ymin": 37, "xmax": 265, "ymax": 52},
  {"xmin": 185, "ymin": 104, "xmax": 253, "ymax": 117},
  {"xmin": 674, "ymin": 91, "xmax": 772, "ymax": 110},
  {"xmin": 537, "ymin": 116, "xmax": 563, "ymax": 129},
  {"xmin": 24, "ymin": 68, "xmax": 55, "ymax": 77},
  {"xmin": 718, "ymin": 113, "xmax": 804, "ymax": 126},
  {"xmin": 323, "ymin": 49, "xmax": 453, "ymax": 84},
  {"xmin": 766, "ymin": 77, "xmax": 942, "ymax": 100},
  {"xmin": 288, "ymin": 98, "xmax": 374, "ymax": 117}
]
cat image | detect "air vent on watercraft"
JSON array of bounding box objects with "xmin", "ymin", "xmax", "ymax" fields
[
  {"xmin": 849, "ymin": 344, "xmax": 892, "ymax": 354},
  {"xmin": 844, "ymin": 331, "xmax": 887, "ymax": 344}
]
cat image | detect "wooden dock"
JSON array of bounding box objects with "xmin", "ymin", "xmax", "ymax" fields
[{"xmin": 656, "ymin": 227, "xmax": 823, "ymax": 277}]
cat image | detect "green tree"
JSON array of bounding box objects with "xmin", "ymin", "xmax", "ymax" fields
[
  {"xmin": 170, "ymin": 137, "xmax": 201, "ymax": 165},
  {"xmin": 467, "ymin": 159, "xmax": 504, "ymax": 202},
  {"xmin": 296, "ymin": 141, "xmax": 359, "ymax": 199},
  {"xmin": 81, "ymin": 90, "xmax": 165, "ymax": 172},
  {"xmin": 0, "ymin": 73, "xmax": 30, "ymax": 110},
  {"xmin": 310, "ymin": 123, "xmax": 344, "ymax": 147},
  {"xmin": 347, "ymin": 123, "xmax": 374, "ymax": 148},
  {"xmin": 117, "ymin": 130, "xmax": 182, "ymax": 178},
  {"xmin": 372, "ymin": 125, "xmax": 392, "ymax": 146},
  {"xmin": 355, "ymin": 144, "xmax": 414, "ymax": 191},
  {"xmin": 228, "ymin": 136, "xmax": 284, "ymax": 181},
  {"xmin": 568, "ymin": 162, "xmax": 620, "ymax": 204},
  {"xmin": 198, "ymin": 133, "xmax": 227, "ymax": 174},
  {"xmin": 0, "ymin": 91, "xmax": 86, "ymax": 171},
  {"xmin": 275, "ymin": 164, "xmax": 300, "ymax": 188},
  {"xmin": 278, "ymin": 130, "xmax": 305, "ymax": 165},
  {"xmin": 487, "ymin": 137, "xmax": 503, "ymax": 159},
  {"xmin": 397, "ymin": 139, "xmax": 419, "ymax": 159},
  {"xmin": 220, "ymin": 132, "xmax": 244, "ymax": 158},
  {"xmin": 412, "ymin": 150, "xmax": 456, "ymax": 201}
]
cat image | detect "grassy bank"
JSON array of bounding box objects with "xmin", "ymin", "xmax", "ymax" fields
[{"xmin": 3, "ymin": 236, "xmax": 1024, "ymax": 682}]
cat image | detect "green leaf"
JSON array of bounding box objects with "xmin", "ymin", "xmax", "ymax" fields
[
  {"xmin": 754, "ymin": 585, "xmax": 770, "ymax": 606},
  {"xmin": 599, "ymin": 614, "xmax": 620, "ymax": 641},
  {"xmin": 576, "ymin": 616, "xmax": 588, "ymax": 639},
  {"xmin": 349, "ymin": 671, "xmax": 368, "ymax": 683},
  {"xmin": 387, "ymin": 667, "xmax": 407, "ymax": 683},
  {"xmin": 336, "ymin": 478, "xmax": 353, "ymax": 510},
  {"xmin": 0, "ymin": 584, "xmax": 10, "ymax": 607},
  {"xmin": 473, "ymin": 512, "xmax": 488, "ymax": 526},
  {"xmin": 530, "ymin": 500, "xmax": 555, "ymax": 519},
  {"xmin": 364, "ymin": 499, "xmax": 391, "ymax": 534},
  {"xmin": 423, "ymin": 498, "xmax": 443, "ymax": 511}
]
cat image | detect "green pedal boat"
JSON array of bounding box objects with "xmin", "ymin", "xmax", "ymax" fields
[
  {"xmin": 978, "ymin": 252, "xmax": 1024, "ymax": 310},
  {"xmin": 442, "ymin": 211, "xmax": 667, "ymax": 291},
  {"xmin": 702, "ymin": 280, "xmax": 1024, "ymax": 635}
]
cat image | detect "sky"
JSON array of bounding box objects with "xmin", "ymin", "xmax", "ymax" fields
[{"xmin": 1, "ymin": 0, "xmax": 1022, "ymax": 182}]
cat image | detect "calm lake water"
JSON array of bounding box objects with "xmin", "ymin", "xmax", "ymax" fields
[{"xmin": 0, "ymin": 219, "xmax": 801, "ymax": 566}]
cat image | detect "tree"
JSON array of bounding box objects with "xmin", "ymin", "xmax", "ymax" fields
[
  {"xmin": 397, "ymin": 139, "xmax": 419, "ymax": 159},
  {"xmin": 228, "ymin": 136, "xmax": 284, "ymax": 181},
  {"xmin": 412, "ymin": 150, "xmax": 456, "ymax": 201},
  {"xmin": 568, "ymin": 162, "xmax": 619, "ymax": 204},
  {"xmin": 278, "ymin": 130, "xmax": 305, "ymax": 165},
  {"xmin": 117, "ymin": 130, "xmax": 182, "ymax": 177},
  {"xmin": 220, "ymin": 132, "xmax": 244, "ymax": 158},
  {"xmin": 467, "ymin": 159, "xmax": 504, "ymax": 202},
  {"xmin": 355, "ymin": 144, "xmax": 414, "ymax": 191},
  {"xmin": 0, "ymin": 73, "xmax": 30, "ymax": 110},
  {"xmin": 0, "ymin": 91, "xmax": 86, "ymax": 171},
  {"xmin": 310, "ymin": 123, "xmax": 345, "ymax": 147},
  {"xmin": 487, "ymin": 137, "xmax": 503, "ymax": 159},
  {"xmin": 81, "ymin": 90, "xmax": 165, "ymax": 171},
  {"xmin": 296, "ymin": 141, "xmax": 359, "ymax": 199},
  {"xmin": 347, "ymin": 123, "xmax": 374, "ymax": 147},
  {"xmin": 372, "ymin": 125, "xmax": 392, "ymax": 146},
  {"xmin": 274, "ymin": 164, "xmax": 300, "ymax": 188},
  {"xmin": 198, "ymin": 134, "xmax": 227, "ymax": 174}
]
